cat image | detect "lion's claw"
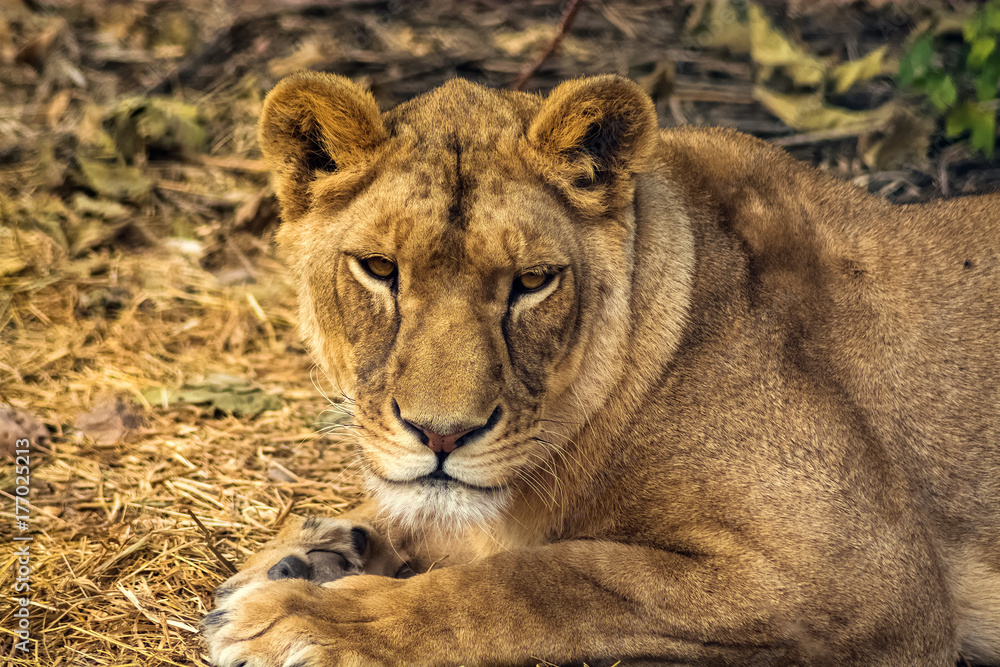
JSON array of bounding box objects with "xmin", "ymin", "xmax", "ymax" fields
[{"xmin": 202, "ymin": 517, "xmax": 408, "ymax": 666}]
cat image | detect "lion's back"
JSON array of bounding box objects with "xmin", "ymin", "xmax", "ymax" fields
[{"xmin": 654, "ymin": 125, "xmax": 1000, "ymax": 527}]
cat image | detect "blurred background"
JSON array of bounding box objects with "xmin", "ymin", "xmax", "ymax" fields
[{"xmin": 1, "ymin": 0, "xmax": 998, "ymax": 664}]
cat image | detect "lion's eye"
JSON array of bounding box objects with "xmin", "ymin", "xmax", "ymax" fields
[
  {"xmin": 515, "ymin": 270, "xmax": 549, "ymax": 292},
  {"xmin": 362, "ymin": 256, "xmax": 397, "ymax": 280}
]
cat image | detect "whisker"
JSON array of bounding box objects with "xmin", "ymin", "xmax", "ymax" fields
[
  {"xmin": 536, "ymin": 417, "xmax": 584, "ymax": 427},
  {"xmin": 526, "ymin": 445, "xmax": 563, "ymax": 502},
  {"xmin": 535, "ymin": 428, "xmax": 587, "ymax": 476},
  {"xmin": 516, "ymin": 462, "xmax": 557, "ymax": 511}
]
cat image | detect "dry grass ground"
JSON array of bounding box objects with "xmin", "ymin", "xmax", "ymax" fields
[
  {"xmin": 0, "ymin": 0, "xmax": 996, "ymax": 665},
  {"xmin": 1, "ymin": 6, "xmax": 369, "ymax": 659},
  {"xmin": 1, "ymin": 238, "xmax": 370, "ymax": 665}
]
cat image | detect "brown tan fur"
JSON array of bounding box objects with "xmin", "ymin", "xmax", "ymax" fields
[{"xmin": 201, "ymin": 72, "xmax": 1000, "ymax": 667}]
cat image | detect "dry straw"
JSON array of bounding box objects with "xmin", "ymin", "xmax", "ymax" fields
[
  {"xmin": 0, "ymin": 4, "xmax": 375, "ymax": 660},
  {"xmin": 2, "ymin": 239, "xmax": 367, "ymax": 665},
  {"xmin": 4, "ymin": 1, "xmax": 992, "ymax": 664}
]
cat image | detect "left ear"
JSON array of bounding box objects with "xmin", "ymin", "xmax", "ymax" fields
[
  {"xmin": 526, "ymin": 75, "xmax": 659, "ymax": 214},
  {"xmin": 258, "ymin": 71, "xmax": 387, "ymax": 224}
]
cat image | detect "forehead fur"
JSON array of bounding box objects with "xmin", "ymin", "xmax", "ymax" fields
[
  {"xmin": 375, "ymin": 79, "xmax": 548, "ymax": 239},
  {"xmin": 268, "ymin": 73, "xmax": 657, "ymax": 275},
  {"xmin": 384, "ymin": 79, "xmax": 541, "ymax": 150},
  {"xmin": 337, "ymin": 81, "xmax": 574, "ymax": 276}
]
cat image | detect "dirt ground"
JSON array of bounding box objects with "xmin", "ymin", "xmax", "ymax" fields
[{"xmin": 0, "ymin": 0, "xmax": 997, "ymax": 665}]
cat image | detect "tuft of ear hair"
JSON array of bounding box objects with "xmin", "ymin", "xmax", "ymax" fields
[
  {"xmin": 526, "ymin": 75, "xmax": 659, "ymax": 216},
  {"xmin": 258, "ymin": 71, "xmax": 387, "ymax": 222}
]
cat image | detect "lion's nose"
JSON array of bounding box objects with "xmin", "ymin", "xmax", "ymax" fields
[
  {"xmin": 414, "ymin": 425, "xmax": 475, "ymax": 454},
  {"xmin": 392, "ymin": 400, "xmax": 503, "ymax": 454}
]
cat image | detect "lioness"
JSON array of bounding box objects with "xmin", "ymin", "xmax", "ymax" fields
[{"xmin": 202, "ymin": 72, "xmax": 1000, "ymax": 666}]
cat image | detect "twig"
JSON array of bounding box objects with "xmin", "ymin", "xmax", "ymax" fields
[
  {"xmin": 186, "ymin": 508, "xmax": 238, "ymax": 574},
  {"xmin": 770, "ymin": 127, "xmax": 868, "ymax": 147},
  {"xmin": 512, "ymin": 0, "xmax": 586, "ymax": 91},
  {"xmin": 272, "ymin": 493, "xmax": 297, "ymax": 529}
]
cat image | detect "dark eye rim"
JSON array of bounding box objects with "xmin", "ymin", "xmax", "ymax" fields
[
  {"xmin": 358, "ymin": 254, "xmax": 398, "ymax": 281},
  {"xmin": 511, "ymin": 265, "xmax": 564, "ymax": 298}
]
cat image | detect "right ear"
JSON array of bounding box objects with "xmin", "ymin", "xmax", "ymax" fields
[
  {"xmin": 258, "ymin": 71, "xmax": 387, "ymax": 222},
  {"xmin": 525, "ymin": 75, "xmax": 658, "ymax": 218}
]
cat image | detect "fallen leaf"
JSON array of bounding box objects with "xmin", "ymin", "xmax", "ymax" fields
[
  {"xmin": 268, "ymin": 38, "xmax": 339, "ymax": 77},
  {"xmin": 684, "ymin": 0, "xmax": 751, "ymax": 55},
  {"xmin": 831, "ymin": 46, "xmax": 889, "ymax": 94},
  {"xmin": 754, "ymin": 86, "xmax": 895, "ymax": 132},
  {"xmin": 378, "ymin": 25, "xmax": 436, "ymax": 58},
  {"xmin": 859, "ymin": 109, "xmax": 934, "ymax": 170},
  {"xmin": 267, "ymin": 464, "xmax": 299, "ymax": 483},
  {"xmin": 46, "ymin": 89, "xmax": 72, "ymax": 128},
  {"xmin": 142, "ymin": 374, "xmax": 282, "ymax": 418},
  {"xmin": 67, "ymin": 193, "xmax": 132, "ymax": 256},
  {"xmin": 14, "ymin": 19, "xmax": 64, "ymax": 70},
  {"xmin": 493, "ymin": 24, "xmax": 555, "ymax": 56},
  {"xmin": 75, "ymin": 286, "xmax": 133, "ymax": 319},
  {"xmin": 0, "ymin": 404, "xmax": 51, "ymax": 459},
  {"xmin": 71, "ymin": 193, "xmax": 130, "ymax": 220},
  {"xmin": 637, "ymin": 61, "xmax": 676, "ymax": 101},
  {"xmin": 749, "ymin": 4, "xmax": 825, "ymax": 87},
  {"xmin": 0, "ymin": 225, "xmax": 65, "ymax": 277},
  {"xmin": 232, "ymin": 188, "xmax": 279, "ymax": 236},
  {"xmin": 74, "ymin": 397, "xmax": 146, "ymax": 445},
  {"xmin": 106, "ymin": 97, "xmax": 206, "ymax": 161},
  {"xmin": 77, "ymin": 158, "xmax": 152, "ymax": 202}
]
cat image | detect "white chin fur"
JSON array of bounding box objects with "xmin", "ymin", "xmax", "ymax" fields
[{"xmin": 365, "ymin": 473, "xmax": 511, "ymax": 533}]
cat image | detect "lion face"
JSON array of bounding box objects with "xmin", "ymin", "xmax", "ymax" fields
[
  {"xmin": 260, "ymin": 74, "xmax": 658, "ymax": 530},
  {"xmin": 299, "ymin": 159, "xmax": 588, "ymax": 529}
]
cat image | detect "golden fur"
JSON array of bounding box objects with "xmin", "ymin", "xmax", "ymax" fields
[{"xmin": 202, "ymin": 72, "xmax": 1000, "ymax": 666}]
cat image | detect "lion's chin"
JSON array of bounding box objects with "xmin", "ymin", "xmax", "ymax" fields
[{"xmin": 365, "ymin": 472, "xmax": 511, "ymax": 533}]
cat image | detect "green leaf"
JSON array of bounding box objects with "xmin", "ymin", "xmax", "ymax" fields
[
  {"xmin": 968, "ymin": 37, "xmax": 997, "ymax": 68},
  {"xmin": 964, "ymin": 15, "xmax": 983, "ymax": 43},
  {"xmin": 142, "ymin": 374, "xmax": 282, "ymax": 417},
  {"xmin": 985, "ymin": 2, "xmax": 1000, "ymax": 33},
  {"xmin": 976, "ymin": 50, "xmax": 1000, "ymax": 101},
  {"xmin": 946, "ymin": 102, "xmax": 997, "ymax": 157},
  {"xmin": 965, "ymin": 2, "xmax": 1000, "ymax": 42},
  {"xmin": 969, "ymin": 107, "xmax": 997, "ymax": 158},
  {"xmin": 946, "ymin": 106, "xmax": 971, "ymax": 137},
  {"xmin": 924, "ymin": 72, "xmax": 957, "ymax": 111},
  {"xmin": 899, "ymin": 33, "xmax": 935, "ymax": 87}
]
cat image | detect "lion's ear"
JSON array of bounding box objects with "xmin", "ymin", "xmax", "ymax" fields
[
  {"xmin": 527, "ymin": 75, "xmax": 658, "ymax": 213},
  {"xmin": 258, "ymin": 72, "xmax": 387, "ymax": 222}
]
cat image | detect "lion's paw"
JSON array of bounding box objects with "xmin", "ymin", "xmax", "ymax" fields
[
  {"xmin": 213, "ymin": 516, "xmax": 407, "ymax": 605},
  {"xmin": 203, "ymin": 580, "xmax": 323, "ymax": 667},
  {"xmin": 202, "ymin": 578, "xmax": 388, "ymax": 667},
  {"xmin": 203, "ymin": 517, "xmax": 410, "ymax": 666}
]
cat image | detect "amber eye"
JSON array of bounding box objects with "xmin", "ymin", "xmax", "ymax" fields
[
  {"xmin": 363, "ymin": 256, "xmax": 396, "ymax": 279},
  {"xmin": 515, "ymin": 270, "xmax": 548, "ymax": 292}
]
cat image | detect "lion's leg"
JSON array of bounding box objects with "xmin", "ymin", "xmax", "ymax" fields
[
  {"xmin": 211, "ymin": 504, "xmax": 412, "ymax": 607},
  {"xmin": 202, "ymin": 539, "xmax": 955, "ymax": 666}
]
